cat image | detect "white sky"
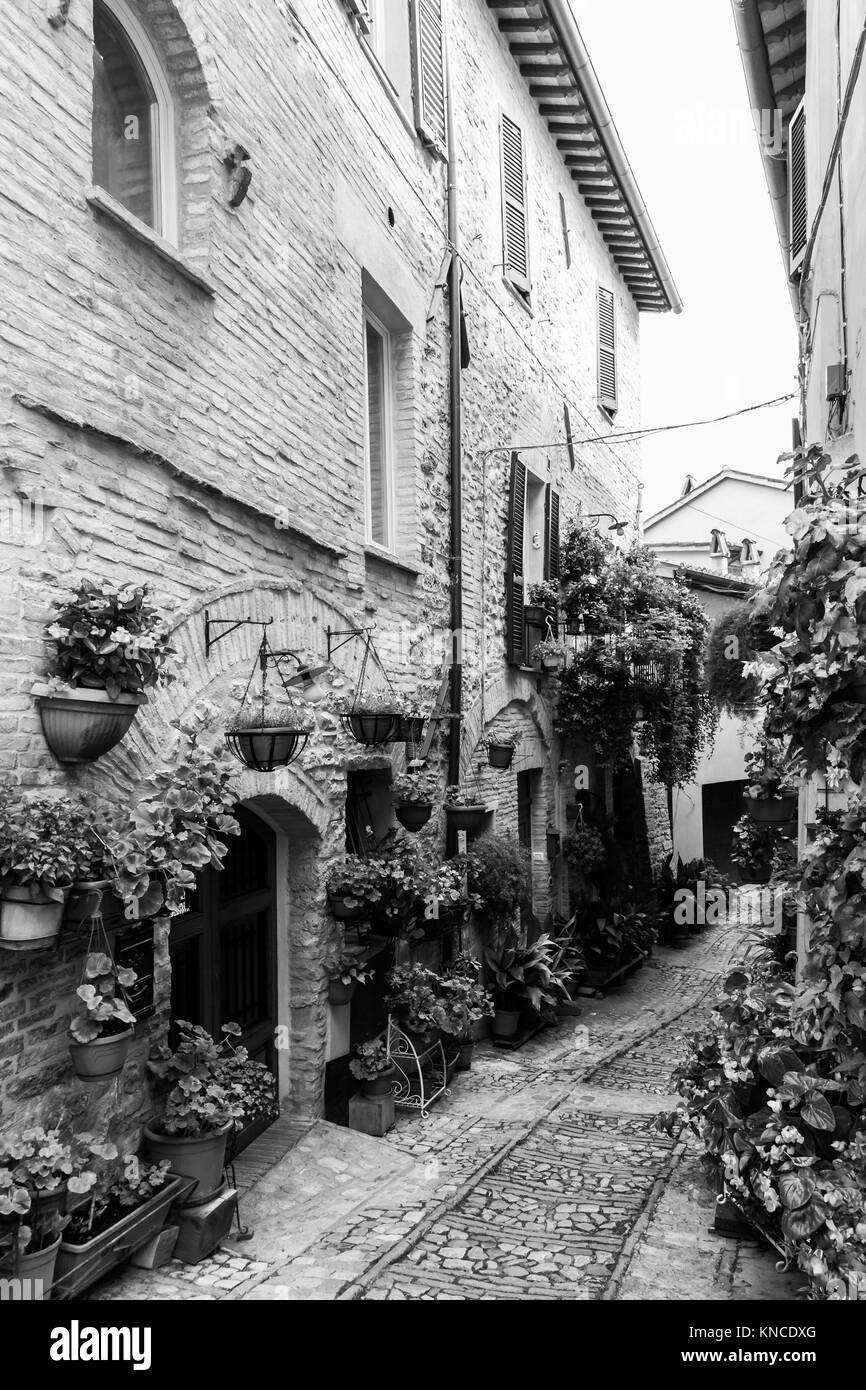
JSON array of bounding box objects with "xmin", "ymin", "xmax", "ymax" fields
[{"xmin": 574, "ymin": 0, "xmax": 800, "ymax": 517}]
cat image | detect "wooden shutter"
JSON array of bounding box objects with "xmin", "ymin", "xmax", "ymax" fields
[
  {"xmin": 597, "ymin": 286, "xmax": 617, "ymax": 414},
  {"xmin": 501, "ymin": 114, "xmax": 530, "ymax": 296},
  {"xmin": 344, "ymin": 0, "xmax": 372, "ymax": 33},
  {"xmin": 788, "ymin": 98, "xmax": 807, "ymax": 274},
  {"xmin": 507, "ymin": 453, "xmax": 526, "ymax": 666},
  {"xmin": 544, "ymin": 486, "xmax": 561, "ymax": 580},
  {"xmin": 410, "ymin": 0, "xmax": 447, "ymax": 158},
  {"xmin": 563, "ymin": 402, "xmax": 576, "ymax": 472}
]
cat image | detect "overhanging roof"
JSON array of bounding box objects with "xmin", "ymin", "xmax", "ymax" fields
[
  {"xmin": 644, "ymin": 467, "xmax": 789, "ymax": 530},
  {"xmin": 486, "ymin": 0, "xmax": 681, "ymax": 314}
]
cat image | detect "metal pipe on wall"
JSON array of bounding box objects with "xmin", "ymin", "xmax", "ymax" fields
[{"xmin": 444, "ymin": 16, "xmax": 463, "ymax": 852}]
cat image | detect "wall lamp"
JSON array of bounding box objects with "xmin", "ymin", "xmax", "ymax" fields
[{"xmin": 587, "ymin": 513, "xmax": 628, "ymax": 536}]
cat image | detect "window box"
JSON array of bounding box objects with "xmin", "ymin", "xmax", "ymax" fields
[{"xmin": 52, "ymin": 1173, "xmax": 188, "ymax": 1300}]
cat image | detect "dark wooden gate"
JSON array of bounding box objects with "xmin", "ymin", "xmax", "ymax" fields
[{"xmin": 169, "ymin": 805, "xmax": 278, "ymax": 1152}]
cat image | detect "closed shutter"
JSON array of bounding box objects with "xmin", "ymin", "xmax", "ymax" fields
[
  {"xmin": 597, "ymin": 286, "xmax": 617, "ymax": 414},
  {"xmin": 410, "ymin": 0, "xmax": 447, "ymax": 158},
  {"xmin": 507, "ymin": 452, "xmax": 526, "ymax": 666},
  {"xmin": 344, "ymin": 0, "xmax": 372, "ymax": 33},
  {"xmin": 563, "ymin": 402, "xmax": 576, "ymax": 471},
  {"xmin": 544, "ymin": 486, "xmax": 561, "ymax": 580},
  {"xmin": 788, "ymin": 98, "xmax": 807, "ymax": 274},
  {"xmin": 501, "ymin": 114, "xmax": 530, "ymax": 296}
]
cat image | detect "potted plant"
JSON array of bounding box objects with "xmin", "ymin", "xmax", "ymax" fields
[
  {"xmin": 325, "ymin": 949, "xmax": 373, "ymax": 1006},
  {"xmin": 458, "ymin": 834, "xmax": 530, "ymax": 928},
  {"xmin": 33, "ymin": 580, "xmax": 175, "ymax": 764},
  {"xmin": 439, "ymin": 964, "xmax": 494, "ymax": 1070},
  {"xmin": 533, "ymin": 636, "xmax": 567, "ymax": 673},
  {"xmin": 444, "ymin": 784, "xmax": 488, "ymax": 836},
  {"xmin": 224, "ymin": 690, "xmax": 314, "ymax": 772},
  {"xmin": 392, "ymin": 697, "xmax": 427, "ymax": 745},
  {"xmin": 335, "ymin": 692, "xmax": 401, "ymax": 746},
  {"xmin": 349, "ymin": 1038, "xmax": 396, "ymax": 1098},
  {"xmin": 485, "ymin": 935, "xmax": 573, "ymax": 1037},
  {"xmin": 53, "ymin": 1156, "xmax": 186, "ymax": 1298},
  {"xmin": 145, "ymin": 1021, "xmax": 273, "ymax": 1200},
  {"xmin": 68, "ymin": 952, "xmax": 138, "ymax": 1081},
  {"xmin": 485, "ymin": 732, "xmax": 521, "ymax": 770},
  {"xmin": 391, "ymin": 764, "xmax": 439, "ymax": 833},
  {"xmin": 0, "ymin": 1128, "xmax": 116, "ymax": 1292},
  {"xmin": 742, "ymin": 740, "xmax": 799, "ymax": 824},
  {"xmin": 525, "ymin": 579, "xmax": 560, "ymax": 629},
  {"xmin": 564, "ymin": 824, "xmax": 606, "ymax": 880},
  {"xmin": 385, "ymin": 964, "xmax": 447, "ymax": 1052},
  {"xmin": 325, "ymin": 857, "xmax": 383, "ymax": 923},
  {"xmin": 0, "ymin": 791, "xmax": 99, "ymax": 950}
]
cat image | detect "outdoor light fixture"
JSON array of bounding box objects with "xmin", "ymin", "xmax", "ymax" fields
[{"xmin": 587, "ymin": 513, "xmax": 628, "ymax": 536}]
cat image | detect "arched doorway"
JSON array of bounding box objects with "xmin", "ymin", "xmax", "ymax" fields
[{"xmin": 169, "ymin": 805, "xmax": 278, "ymax": 1150}]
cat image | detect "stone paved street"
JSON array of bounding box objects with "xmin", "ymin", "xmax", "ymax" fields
[{"xmin": 90, "ymin": 916, "xmax": 800, "ymax": 1302}]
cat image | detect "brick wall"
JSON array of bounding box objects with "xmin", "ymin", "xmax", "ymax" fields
[{"xmin": 0, "ymin": 0, "xmax": 649, "ymax": 1140}]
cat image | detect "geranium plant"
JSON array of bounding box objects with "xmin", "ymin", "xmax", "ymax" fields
[
  {"xmin": 457, "ymin": 834, "xmax": 530, "ymax": 925},
  {"xmin": 46, "ymin": 579, "xmax": 175, "ymax": 698},
  {"xmin": 444, "ymin": 784, "xmax": 486, "ymax": 808},
  {"xmin": 324, "ymin": 950, "xmax": 373, "ymax": 988},
  {"xmin": 0, "ymin": 790, "xmax": 100, "ymax": 902},
  {"xmin": 391, "ymin": 765, "xmax": 440, "ymax": 805},
  {"xmin": 438, "ymin": 972, "xmax": 494, "ymax": 1040},
  {"xmin": 0, "ymin": 1128, "xmax": 117, "ymax": 1253},
  {"xmin": 69, "ymin": 952, "xmax": 137, "ymax": 1043},
  {"xmin": 63, "ymin": 1156, "xmax": 172, "ymax": 1246},
  {"xmin": 147, "ymin": 1021, "xmax": 276, "ymax": 1138},
  {"xmin": 385, "ymin": 964, "xmax": 448, "ymax": 1034},
  {"xmin": 526, "ymin": 579, "xmax": 560, "ymax": 610},
  {"xmin": 349, "ymin": 1038, "xmax": 392, "ymax": 1082}
]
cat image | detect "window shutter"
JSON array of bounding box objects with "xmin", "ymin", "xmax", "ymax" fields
[
  {"xmin": 563, "ymin": 402, "xmax": 576, "ymax": 472},
  {"xmin": 344, "ymin": 0, "xmax": 372, "ymax": 34},
  {"xmin": 788, "ymin": 98, "xmax": 807, "ymax": 275},
  {"xmin": 597, "ymin": 286, "xmax": 617, "ymax": 414},
  {"xmin": 507, "ymin": 452, "xmax": 526, "ymax": 666},
  {"xmin": 410, "ymin": 0, "xmax": 447, "ymax": 158},
  {"xmin": 501, "ymin": 114, "xmax": 530, "ymax": 296},
  {"xmin": 544, "ymin": 486, "xmax": 561, "ymax": 581}
]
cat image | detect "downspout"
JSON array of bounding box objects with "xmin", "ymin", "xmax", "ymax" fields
[
  {"xmin": 729, "ymin": 0, "xmax": 801, "ymax": 317},
  {"xmin": 544, "ymin": 0, "xmax": 683, "ymax": 315},
  {"xmin": 444, "ymin": 19, "xmax": 463, "ymax": 853}
]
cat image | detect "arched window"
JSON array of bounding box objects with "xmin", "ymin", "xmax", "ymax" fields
[{"xmin": 91, "ymin": 0, "xmax": 178, "ymax": 243}]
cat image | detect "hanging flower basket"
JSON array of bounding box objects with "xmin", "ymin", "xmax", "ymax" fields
[
  {"xmin": 0, "ymin": 886, "xmax": 70, "ymax": 951},
  {"xmin": 342, "ymin": 711, "xmax": 399, "ymax": 746},
  {"xmin": 445, "ymin": 803, "xmax": 487, "ymax": 835},
  {"xmin": 744, "ymin": 792, "xmax": 798, "ymax": 824},
  {"xmin": 391, "ymin": 766, "xmax": 439, "ymax": 834},
  {"xmin": 224, "ymin": 641, "xmax": 315, "ymax": 773},
  {"xmin": 487, "ymin": 737, "xmax": 519, "ymax": 769},
  {"xmin": 395, "ymin": 802, "xmax": 433, "ymax": 832},
  {"xmin": 35, "ymin": 686, "xmax": 147, "ymax": 765},
  {"xmin": 225, "ymin": 725, "xmax": 310, "ymax": 772}
]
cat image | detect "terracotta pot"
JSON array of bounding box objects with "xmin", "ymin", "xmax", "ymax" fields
[
  {"xmin": 487, "ymin": 744, "xmax": 515, "ymax": 769},
  {"xmin": 225, "ymin": 727, "xmax": 308, "ymax": 772},
  {"xmin": 328, "ymin": 977, "xmax": 357, "ymax": 1006},
  {"xmin": 0, "ymin": 885, "xmax": 70, "ymax": 950},
  {"xmin": 492, "ymin": 1008, "xmax": 520, "ymax": 1039},
  {"xmin": 362, "ymin": 1066, "xmax": 397, "ymax": 1099},
  {"xmin": 445, "ymin": 804, "xmax": 487, "ymax": 834},
  {"xmin": 143, "ymin": 1122, "xmax": 230, "ymax": 1204},
  {"xmin": 35, "ymin": 687, "xmax": 146, "ymax": 764},
  {"xmin": 343, "ymin": 712, "xmax": 399, "ymax": 746},
  {"xmin": 744, "ymin": 793, "xmax": 798, "ymax": 824},
  {"xmin": 68, "ymin": 1026, "xmax": 134, "ymax": 1081},
  {"xmin": 15, "ymin": 1234, "xmax": 61, "ymax": 1295},
  {"xmin": 395, "ymin": 801, "xmax": 433, "ymax": 832}
]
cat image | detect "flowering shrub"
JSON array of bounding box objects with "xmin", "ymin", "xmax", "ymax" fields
[
  {"xmin": 349, "ymin": 1039, "xmax": 391, "ymax": 1081},
  {"xmin": 456, "ymin": 834, "xmax": 529, "ymax": 926},
  {"xmin": 46, "ymin": 579, "xmax": 175, "ymax": 697},
  {"xmin": 385, "ymin": 964, "xmax": 448, "ymax": 1034}
]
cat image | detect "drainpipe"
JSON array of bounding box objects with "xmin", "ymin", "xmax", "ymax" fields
[
  {"xmin": 544, "ymin": 0, "xmax": 683, "ymax": 315},
  {"xmin": 444, "ymin": 20, "xmax": 463, "ymax": 854}
]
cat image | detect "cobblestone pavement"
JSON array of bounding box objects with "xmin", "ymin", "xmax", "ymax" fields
[{"xmin": 91, "ymin": 915, "xmax": 800, "ymax": 1302}]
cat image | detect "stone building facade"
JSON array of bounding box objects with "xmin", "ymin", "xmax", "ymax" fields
[{"xmin": 0, "ymin": 0, "xmax": 677, "ymax": 1145}]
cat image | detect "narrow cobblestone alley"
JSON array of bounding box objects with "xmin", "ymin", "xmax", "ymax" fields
[{"xmin": 91, "ymin": 921, "xmax": 800, "ymax": 1303}]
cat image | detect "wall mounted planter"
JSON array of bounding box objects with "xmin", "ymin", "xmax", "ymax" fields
[
  {"xmin": 68, "ymin": 1027, "xmax": 134, "ymax": 1082},
  {"xmin": 328, "ymin": 977, "xmax": 357, "ymax": 1006},
  {"xmin": 394, "ymin": 801, "xmax": 433, "ymax": 832},
  {"xmin": 34, "ymin": 686, "xmax": 146, "ymax": 764},
  {"xmin": 744, "ymin": 793, "xmax": 798, "ymax": 824},
  {"xmin": 225, "ymin": 726, "xmax": 309, "ymax": 772},
  {"xmin": 0, "ymin": 886, "xmax": 70, "ymax": 951}
]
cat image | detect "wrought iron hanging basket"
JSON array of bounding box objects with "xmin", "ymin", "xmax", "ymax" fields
[
  {"xmin": 223, "ymin": 628, "xmax": 316, "ymax": 773},
  {"xmin": 225, "ymin": 726, "xmax": 310, "ymax": 772},
  {"xmin": 342, "ymin": 711, "xmax": 400, "ymax": 746}
]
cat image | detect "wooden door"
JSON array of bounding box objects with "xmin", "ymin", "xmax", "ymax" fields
[{"xmin": 169, "ymin": 806, "xmax": 278, "ymax": 1151}]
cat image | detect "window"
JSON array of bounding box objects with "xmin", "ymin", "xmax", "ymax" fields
[
  {"xmin": 366, "ymin": 0, "xmax": 413, "ymax": 112},
  {"xmin": 597, "ymin": 286, "xmax": 618, "ymax": 415},
  {"xmin": 360, "ymin": 0, "xmax": 447, "ymax": 156},
  {"xmin": 501, "ymin": 114, "xmax": 530, "ymax": 299},
  {"xmin": 788, "ymin": 97, "xmax": 807, "ymax": 275},
  {"xmin": 364, "ymin": 310, "xmax": 395, "ymax": 551},
  {"xmin": 91, "ymin": 0, "xmax": 177, "ymax": 243},
  {"xmin": 506, "ymin": 453, "xmax": 560, "ymax": 666}
]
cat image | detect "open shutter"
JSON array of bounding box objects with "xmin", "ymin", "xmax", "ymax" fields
[
  {"xmin": 597, "ymin": 286, "xmax": 617, "ymax": 414},
  {"xmin": 788, "ymin": 98, "xmax": 807, "ymax": 275},
  {"xmin": 544, "ymin": 486, "xmax": 561, "ymax": 580},
  {"xmin": 410, "ymin": 0, "xmax": 448, "ymax": 159},
  {"xmin": 343, "ymin": 0, "xmax": 372, "ymax": 33},
  {"xmin": 501, "ymin": 115, "xmax": 530, "ymax": 296},
  {"xmin": 507, "ymin": 452, "xmax": 526, "ymax": 665}
]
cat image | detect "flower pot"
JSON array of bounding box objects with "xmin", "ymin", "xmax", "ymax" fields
[
  {"xmin": 15, "ymin": 1234, "xmax": 61, "ymax": 1294},
  {"xmin": 0, "ymin": 885, "xmax": 70, "ymax": 950},
  {"xmin": 456, "ymin": 1040, "xmax": 474, "ymax": 1071},
  {"xmin": 445, "ymin": 804, "xmax": 487, "ymax": 834},
  {"xmin": 225, "ymin": 727, "xmax": 309, "ymax": 772},
  {"xmin": 401, "ymin": 1025, "xmax": 441, "ymax": 1053},
  {"xmin": 35, "ymin": 687, "xmax": 146, "ymax": 765},
  {"xmin": 394, "ymin": 716, "xmax": 425, "ymax": 743},
  {"xmin": 492, "ymin": 1008, "xmax": 520, "ymax": 1039},
  {"xmin": 327, "ymin": 893, "xmax": 363, "ymax": 922},
  {"xmin": 525, "ymin": 604, "xmax": 553, "ymax": 628},
  {"xmin": 328, "ymin": 977, "xmax": 357, "ymax": 1006},
  {"xmin": 487, "ymin": 743, "xmax": 515, "ymax": 769},
  {"xmin": 541, "ymin": 656, "xmax": 563, "ymax": 673},
  {"xmin": 143, "ymin": 1122, "xmax": 230, "ymax": 1204},
  {"xmin": 68, "ymin": 1026, "xmax": 134, "ymax": 1082},
  {"xmin": 395, "ymin": 801, "xmax": 433, "ymax": 832},
  {"xmin": 343, "ymin": 712, "xmax": 398, "ymax": 746},
  {"xmin": 744, "ymin": 793, "xmax": 798, "ymax": 824},
  {"xmin": 53, "ymin": 1173, "xmax": 186, "ymax": 1298},
  {"xmin": 362, "ymin": 1066, "xmax": 397, "ymax": 1099}
]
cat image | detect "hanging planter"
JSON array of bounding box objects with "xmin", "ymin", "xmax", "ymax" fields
[
  {"xmin": 533, "ymin": 638, "xmax": 566, "ymax": 674},
  {"xmin": 67, "ymin": 932, "xmax": 138, "ymax": 1083},
  {"xmin": 444, "ymin": 802, "xmax": 487, "ymax": 835},
  {"xmin": 224, "ymin": 633, "xmax": 316, "ymax": 773},
  {"xmin": 225, "ymin": 723, "xmax": 310, "ymax": 772},
  {"xmin": 35, "ymin": 686, "xmax": 147, "ymax": 765},
  {"xmin": 0, "ymin": 886, "xmax": 70, "ymax": 950},
  {"xmin": 393, "ymin": 714, "xmax": 426, "ymax": 743},
  {"xmin": 744, "ymin": 792, "xmax": 798, "ymax": 824},
  {"xmin": 343, "ymin": 709, "xmax": 400, "ymax": 746},
  {"xmin": 325, "ymin": 953, "xmax": 373, "ymax": 1006},
  {"xmin": 486, "ymin": 734, "xmax": 520, "ymax": 769},
  {"xmin": 392, "ymin": 765, "xmax": 439, "ymax": 834}
]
